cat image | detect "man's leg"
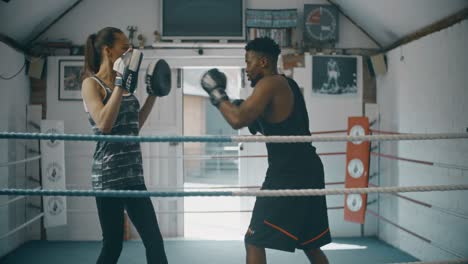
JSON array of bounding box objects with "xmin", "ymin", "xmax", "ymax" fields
[
  {"xmin": 245, "ymin": 243, "xmax": 266, "ymax": 264},
  {"xmin": 244, "ymin": 193, "xmax": 296, "ymax": 263},
  {"xmin": 304, "ymin": 248, "xmax": 329, "ymax": 264}
]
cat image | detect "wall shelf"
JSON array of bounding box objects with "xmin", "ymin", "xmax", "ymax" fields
[
  {"xmin": 151, "ymin": 42, "xmax": 246, "ymax": 49},
  {"xmin": 246, "ymin": 9, "xmax": 298, "ymax": 48}
]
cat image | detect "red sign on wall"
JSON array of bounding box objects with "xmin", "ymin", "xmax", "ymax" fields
[{"xmin": 344, "ymin": 117, "xmax": 370, "ymax": 224}]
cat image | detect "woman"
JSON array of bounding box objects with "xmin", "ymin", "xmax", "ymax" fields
[{"xmin": 81, "ymin": 27, "xmax": 168, "ymax": 264}]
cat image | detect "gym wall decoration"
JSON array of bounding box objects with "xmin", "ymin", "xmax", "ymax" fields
[
  {"xmin": 59, "ymin": 59, "xmax": 84, "ymax": 101},
  {"xmin": 312, "ymin": 55, "xmax": 357, "ymax": 95},
  {"xmin": 41, "ymin": 120, "xmax": 67, "ymax": 228},
  {"xmin": 344, "ymin": 117, "xmax": 370, "ymax": 224},
  {"xmin": 303, "ymin": 4, "xmax": 339, "ymax": 47}
]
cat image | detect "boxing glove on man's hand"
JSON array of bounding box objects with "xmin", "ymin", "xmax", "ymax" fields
[
  {"xmin": 113, "ymin": 49, "xmax": 143, "ymax": 94},
  {"xmin": 201, "ymin": 68, "xmax": 228, "ymax": 107}
]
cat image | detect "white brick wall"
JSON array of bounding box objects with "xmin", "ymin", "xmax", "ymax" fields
[
  {"xmin": 376, "ymin": 20, "xmax": 468, "ymax": 260},
  {"xmin": 0, "ymin": 42, "xmax": 32, "ymax": 258}
]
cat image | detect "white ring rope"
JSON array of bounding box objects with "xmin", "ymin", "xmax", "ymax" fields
[
  {"xmin": 234, "ymin": 184, "xmax": 468, "ymax": 197},
  {"xmin": 1, "ymin": 184, "xmax": 467, "ymax": 198},
  {"xmin": 233, "ymin": 133, "xmax": 468, "ymax": 143},
  {"xmin": 431, "ymin": 205, "xmax": 468, "ymax": 220},
  {"xmin": 434, "ymin": 162, "xmax": 468, "ymax": 171},
  {"xmin": 67, "ymin": 209, "xmax": 256, "ymax": 214},
  {"xmin": 0, "ymin": 155, "xmax": 41, "ymax": 167},
  {"xmin": 0, "ymin": 213, "xmax": 44, "ymax": 240},
  {"xmin": 1, "ymin": 131, "xmax": 467, "ymax": 143},
  {"xmin": 65, "ymin": 184, "xmax": 262, "ymax": 190}
]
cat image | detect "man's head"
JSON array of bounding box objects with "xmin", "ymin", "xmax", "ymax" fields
[{"xmin": 245, "ymin": 37, "xmax": 281, "ymax": 87}]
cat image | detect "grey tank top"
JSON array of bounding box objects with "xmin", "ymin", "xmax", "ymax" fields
[{"xmin": 86, "ymin": 76, "xmax": 144, "ymax": 190}]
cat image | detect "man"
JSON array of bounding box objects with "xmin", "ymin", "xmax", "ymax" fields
[
  {"xmin": 200, "ymin": 37, "xmax": 331, "ymax": 264},
  {"xmin": 325, "ymin": 58, "xmax": 340, "ymax": 93}
]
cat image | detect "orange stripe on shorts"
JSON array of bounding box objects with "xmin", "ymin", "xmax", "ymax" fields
[
  {"xmin": 263, "ymin": 220, "xmax": 298, "ymax": 241},
  {"xmin": 300, "ymin": 228, "xmax": 330, "ymax": 246}
]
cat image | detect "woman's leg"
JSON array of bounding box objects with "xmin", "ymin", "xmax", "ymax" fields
[
  {"xmin": 125, "ymin": 196, "xmax": 168, "ymax": 264},
  {"xmin": 95, "ymin": 197, "xmax": 125, "ymax": 264}
]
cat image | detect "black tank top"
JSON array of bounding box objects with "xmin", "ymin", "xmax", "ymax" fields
[{"xmin": 258, "ymin": 75, "xmax": 319, "ymax": 180}]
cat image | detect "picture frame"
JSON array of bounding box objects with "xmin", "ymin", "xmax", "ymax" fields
[
  {"xmin": 312, "ymin": 55, "xmax": 357, "ymax": 96},
  {"xmin": 58, "ymin": 59, "xmax": 84, "ymax": 101}
]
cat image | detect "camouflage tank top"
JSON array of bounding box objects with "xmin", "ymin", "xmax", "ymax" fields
[{"xmin": 85, "ymin": 76, "xmax": 144, "ymax": 190}]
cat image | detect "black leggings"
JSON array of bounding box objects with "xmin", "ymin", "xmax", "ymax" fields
[{"xmin": 95, "ymin": 185, "xmax": 168, "ymax": 264}]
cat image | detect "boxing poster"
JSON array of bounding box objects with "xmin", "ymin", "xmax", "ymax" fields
[
  {"xmin": 312, "ymin": 55, "xmax": 357, "ymax": 95},
  {"xmin": 40, "ymin": 120, "xmax": 67, "ymax": 228}
]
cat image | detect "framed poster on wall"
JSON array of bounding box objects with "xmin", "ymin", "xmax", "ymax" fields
[
  {"xmin": 312, "ymin": 55, "xmax": 357, "ymax": 95},
  {"xmin": 58, "ymin": 59, "xmax": 84, "ymax": 101}
]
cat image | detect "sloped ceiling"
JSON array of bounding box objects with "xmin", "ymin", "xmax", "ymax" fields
[
  {"xmin": 332, "ymin": 0, "xmax": 468, "ymax": 47},
  {"xmin": 0, "ymin": 0, "xmax": 467, "ymax": 49},
  {"xmin": 0, "ymin": 0, "xmax": 79, "ymax": 45}
]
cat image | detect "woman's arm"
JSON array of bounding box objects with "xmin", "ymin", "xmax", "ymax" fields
[
  {"xmin": 139, "ymin": 95, "xmax": 157, "ymax": 129},
  {"xmin": 81, "ymin": 78, "xmax": 125, "ymax": 133}
]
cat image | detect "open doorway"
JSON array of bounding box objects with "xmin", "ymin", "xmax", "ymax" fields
[{"xmin": 182, "ymin": 67, "xmax": 244, "ymax": 240}]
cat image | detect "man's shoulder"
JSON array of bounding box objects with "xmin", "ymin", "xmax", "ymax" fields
[{"xmin": 258, "ymin": 75, "xmax": 289, "ymax": 88}]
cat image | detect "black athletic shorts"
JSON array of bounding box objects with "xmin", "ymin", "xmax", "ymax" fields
[{"xmin": 244, "ymin": 160, "xmax": 331, "ymax": 252}]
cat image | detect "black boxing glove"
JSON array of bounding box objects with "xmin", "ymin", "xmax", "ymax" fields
[
  {"xmin": 146, "ymin": 59, "xmax": 172, "ymax": 97},
  {"xmin": 201, "ymin": 68, "xmax": 228, "ymax": 107}
]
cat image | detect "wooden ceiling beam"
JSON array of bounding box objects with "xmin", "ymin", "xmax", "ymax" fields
[
  {"xmin": 26, "ymin": 0, "xmax": 83, "ymax": 46},
  {"xmin": 383, "ymin": 7, "xmax": 468, "ymax": 52},
  {"xmin": 0, "ymin": 33, "xmax": 27, "ymax": 55}
]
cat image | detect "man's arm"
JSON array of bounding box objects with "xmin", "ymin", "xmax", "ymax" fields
[{"xmin": 217, "ymin": 78, "xmax": 275, "ymax": 129}]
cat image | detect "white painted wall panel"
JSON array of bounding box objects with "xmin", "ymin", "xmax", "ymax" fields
[
  {"xmin": 376, "ymin": 20, "xmax": 468, "ymax": 260},
  {"xmin": 0, "ymin": 42, "xmax": 32, "ymax": 258}
]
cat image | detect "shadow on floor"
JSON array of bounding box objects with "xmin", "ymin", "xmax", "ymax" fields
[{"xmin": 1, "ymin": 237, "xmax": 418, "ymax": 264}]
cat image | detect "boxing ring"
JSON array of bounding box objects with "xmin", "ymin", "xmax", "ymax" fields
[{"xmin": 0, "ymin": 129, "xmax": 467, "ymax": 263}]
